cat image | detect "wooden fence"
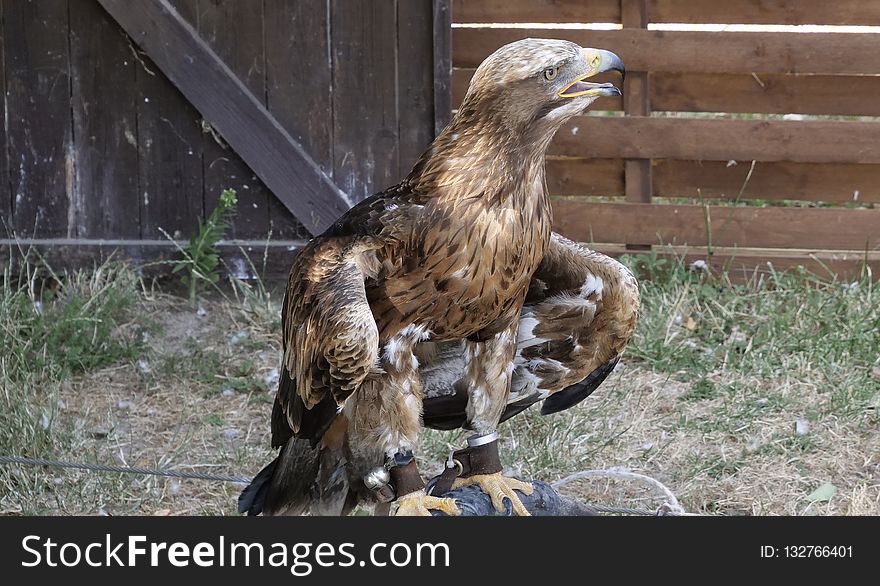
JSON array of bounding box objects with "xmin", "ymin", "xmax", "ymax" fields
[
  {"xmin": 453, "ymin": 0, "xmax": 880, "ymax": 278},
  {"xmin": 2, "ymin": 0, "xmax": 878, "ymax": 281},
  {"xmin": 0, "ymin": 0, "xmax": 448, "ymax": 277}
]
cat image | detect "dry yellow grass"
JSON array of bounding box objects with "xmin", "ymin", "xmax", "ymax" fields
[{"xmin": 1, "ymin": 259, "xmax": 877, "ymax": 516}]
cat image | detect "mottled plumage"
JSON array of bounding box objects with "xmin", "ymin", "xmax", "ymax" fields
[{"xmin": 240, "ymin": 38, "xmax": 633, "ymax": 516}]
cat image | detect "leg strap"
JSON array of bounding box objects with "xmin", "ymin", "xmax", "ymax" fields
[
  {"xmin": 389, "ymin": 455, "xmax": 426, "ymax": 498},
  {"xmin": 427, "ymin": 432, "xmax": 501, "ymax": 496},
  {"xmin": 364, "ymin": 451, "xmax": 426, "ymax": 503}
]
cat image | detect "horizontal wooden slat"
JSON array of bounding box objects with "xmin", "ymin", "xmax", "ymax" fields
[
  {"xmin": 546, "ymin": 158, "xmax": 625, "ymax": 196},
  {"xmin": 654, "ymin": 160, "xmax": 880, "ymax": 203},
  {"xmin": 453, "ymin": 0, "xmax": 880, "ymax": 26},
  {"xmin": 649, "ymin": 0, "xmax": 880, "ymax": 25},
  {"xmin": 548, "ymin": 117, "xmax": 880, "ymax": 164},
  {"xmin": 454, "ymin": 68, "xmax": 880, "ymax": 116},
  {"xmin": 652, "ymin": 72, "xmax": 880, "ymax": 116},
  {"xmin": 5, "ymin": 239, "xmax": 874, "ymax": 283},
  {"xmin": 453, "ymin": 28, "xmax": 880, "ymax": 75},
  {"xmin": 98, "ymin": 0, "xmax": 351, "ymax": 235},
  {"xmin": 551, "ymin": 201, "xmax": 880, "ymax": 249},
  {"xmin": 0, "ymin": 238, "xmax": 305, "ymax": 280},
  {"xmin": 453, "ymin": 0, "xmax": 621, "ymax": 23},
  {"xmin": 663, "ymin": 246, "xmax": 879, "ymax": 281},
  {"xmin": 545, "ymin": 158, "xmax": 880, "ymax": 203}
]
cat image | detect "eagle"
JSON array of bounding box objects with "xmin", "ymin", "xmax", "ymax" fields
[{"xmin": 239, "ymin": 38, "xmax": 638, "ymax": 516}]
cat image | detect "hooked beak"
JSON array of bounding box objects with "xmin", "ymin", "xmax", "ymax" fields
[{"xmin": 558, "ymin": 48, "xmax": 625, "ymax": 99}]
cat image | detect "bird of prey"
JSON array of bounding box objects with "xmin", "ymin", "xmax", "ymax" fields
[{"xmin": 239, "ymin": 38, "xmax": 637, "ymax": 517}]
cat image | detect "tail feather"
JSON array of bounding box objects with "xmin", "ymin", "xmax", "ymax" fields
[
  {"xmin": 239, "ymin": 437, "xmax": 352, "ymax": 516},
  {"xmin": 237, "ymin": 457, "xmax": 278, "ymax": 516}
]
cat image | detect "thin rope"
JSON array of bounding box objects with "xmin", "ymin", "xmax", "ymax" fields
[
  {"xmin": 553, "ymin": 467, "xmax": 695, "ymax": 516},
  {"xmin": 586, "ymin": 503, "xmax": 680, "ymax": 516},
  {"xmin": 0, "ymin": 455, "xmax": 696, "ymax": 516},
  {"xmin": 0, "ymin": 455, "xmax": 251, "ymax": 484}
]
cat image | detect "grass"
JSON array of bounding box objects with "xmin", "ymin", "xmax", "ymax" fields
[{"xmin": 0, "ymin": 254, "xmax": 877, "ymax": 515}]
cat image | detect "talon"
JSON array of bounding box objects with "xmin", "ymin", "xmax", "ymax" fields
[
  {"xmin": 394, "ymin": 489, "xmax": 461, "ymax": 516},
  {"xmin": 452, "ymin": 473, "xmax": 534, "ymax": 516}
]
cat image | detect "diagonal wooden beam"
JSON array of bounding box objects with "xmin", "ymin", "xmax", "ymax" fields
[{"xmin": 97, "ymin": 0, "xmax": 351, "ymax": 235}]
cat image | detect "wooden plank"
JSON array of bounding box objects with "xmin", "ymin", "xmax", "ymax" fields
[
  {"xmin": 135, "ymin": 60, "xmax": 204, "ymax": 240},
  {"xmin": 652, "ymin": 72, "xmax": 880, "ymax": 117},
  {"xmin": 452, "ymin": 0, "xmax": 622, "ymax": 23},
  {"xmin": 331, "ymin": 0, "xmax": 400, "ymax": 201},
  {"xmin": 68, "ymin": 0, "xmax": 140, "ymax": 239},
  {"xmin": 433, "ymin": 0, "xmax": 453, "ymax": 135},
  {"xmin": 453, "ymin": 28, "xmax": 880, "ymax": 75},
  {"xmin": 649, "ymin": 0, "xmax": 880, "ymax": 25},
  {"xmin": 98, "ymin": 0, "xmax": 350, "ymax": 235},
  {"xmin": 545, "ymin": 158, "xmax": 625, "ymax": 196},
  {"xmin": 452, "ymin": 0, "xmax": 880, "ymax": 26},
  {"xmin": 548, "ymin": 117, "xmax": 880, "ymax": 164},
  {"xmin": 0, "ymin": 1, "xmax": 8, "ymax": 233},
  {"xmin": 5, "ymin": 0, "xmax": 72, "ymax": 237},
  {"xmin": 0, "ymin": 238, "xmax": 305, "ymax": 281},
  {"xmin": 455, "ymin": 69, "xmax": 880, "ymax": 116},
  {"xmin": 660, "ymin": 246, "xmax": 879, "ymax": 282},
  {"xmin": 551, "ymin": 201, "xmax": 880, "ymax": 250},
  {"xmin": 621, "ymin": 0, "xmax": 651, "ymax": 209},
  {"xmin": 654, "ymin": 160, "xmax": 880, "ymax": 204},
  {"xmin": 198, "ymin": 0, "xmax": 277, "ymax": 240},
  {"xmin": 134, "ymin": 0, "xmax": 204, "ymax": 239},
  {"xmin": 397, "ymin": 0, "xmax": 435, "ymax": 176},
  {"xmin": 544, "ymin": 158, "xmax": 880, "ymax": 203},
  {"xmin": 264, "ymin": 0, "xmax": 331, "ymax": 239},
  {"xmin": 5, "ymin": 238, "xmax": 874, "ymax": 282}
]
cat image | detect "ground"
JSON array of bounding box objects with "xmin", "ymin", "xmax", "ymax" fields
[{"xmin": 0, "ymin": 257, "xmax": 877, "ymax": 515}]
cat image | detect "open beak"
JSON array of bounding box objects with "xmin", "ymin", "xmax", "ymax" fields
[{"xmin": 558, "ymin": 48, "xmax": 625, "ymax": 98}]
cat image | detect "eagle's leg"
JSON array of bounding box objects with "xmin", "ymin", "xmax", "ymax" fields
[
  {"xmin": 456, "ymin": 320, "xmax": 535, "ymax": 516},
  {"xmin": 347, "ymin": 333, "xmax": 459, "ymax": 517}
]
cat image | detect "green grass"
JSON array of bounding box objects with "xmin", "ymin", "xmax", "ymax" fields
[
  {"xmin": 1, "ymin": 252, "xmax": 878, "ymax": 515},
  {"xmin": 622, "ymin": 252, "xmax": 879, "ymax": 418},
  {"xmin": 0, "ymin": 262, "xmax": 147, "ymax": 510}
]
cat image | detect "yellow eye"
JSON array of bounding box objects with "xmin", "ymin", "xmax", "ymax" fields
[{"xmin": 543, "ymin": 67, "xmax": 559, "ymax": 81}]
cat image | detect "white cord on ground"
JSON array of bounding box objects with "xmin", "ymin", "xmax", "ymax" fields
[{"xmin": 552, "ymin": 467, "xmax": 690, "ymax": 515}]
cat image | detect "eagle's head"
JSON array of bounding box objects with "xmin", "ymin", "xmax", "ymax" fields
[{"xmin": 460, "ymin": 38, "xmax": 624, "ymax": 137}]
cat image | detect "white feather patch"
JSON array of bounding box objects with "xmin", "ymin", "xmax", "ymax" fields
[{"xmin": 581, "ymin": 274, "xmax": 604, "ymax": 299}]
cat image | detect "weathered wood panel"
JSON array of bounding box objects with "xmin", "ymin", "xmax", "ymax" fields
[
  {"xmin": 652, "ymin": 73, "xmax": 880, "ymax": 117},
  {"xmin": 453, "ymin": 28, "xmax": 880, "ymax": 75},
  {"xmin": 453, "ymin": 0, "xmax": 880, "ymax": 25},
  {"xmin": 99, "ymin": 0, "xmax": 351, "ymax": 235},
  {"xmin": 135, "ymin": 0, "xmax": 204, "ymax": 239},
  {"xmin": 5, "ymin": 238, "xmax": 876, "ymax": 283},
  {"xmin": 264, "ymin": 0, "xmax": 332, "ymax": 239},
  {"xmin": 331, "ymin": 0, "xmax": 401, "ymax": 201},
  {"xmin": 649, "ymin": 0, "xmax": 880, "ymax": 25},
  {"xmin": 552, "ymin": 201, "xmax": 880, "ymax": 250},
  {"xmin": 544, "ymin": 158, "xmax": 880, "ymax": 204},
  {"xmin": 548, "ymin": 117, "xmax": 880, "ymax": 164},
  {"xmin": 654, "ymin": 160, "xmax": 880, "ymax": 204},
  {"xmin": 433, "ymin": 0, "xmax": 453, "ymax": 136},
  {"xmin": 452, "ymin": 0, "xmax": 621, "ymax": 23},
  {"xmin": 0, "ymin": 3, "xmax": 9, "ymax": 232},
  {"xmin": 454, "ymin": 69, "xmax": 880, "ymax": 117},
  {"xmin": 545, "ymin": 158, "xmax": 625, "ymax": 197},
  {"xmin": 5, "ymin": 0, "xmax": 73, "ymax": 237},
  {"xmin": 0, "ymin": 238, "xmax": 306, "ymax": 281},
  {"xmin": 69, "ymin": 0, "xmax": 140, "ymax": 238},
  {"xmin": 397, "ymin": 0, "xmax": 436, "ymax": 177},
  {"xmin": 621, "ymin": 0, "xmax": 652, "ymax": 208},
  {"xmin": 198, "ymin": 0, "xmax": 277, "ymax": 239}
]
